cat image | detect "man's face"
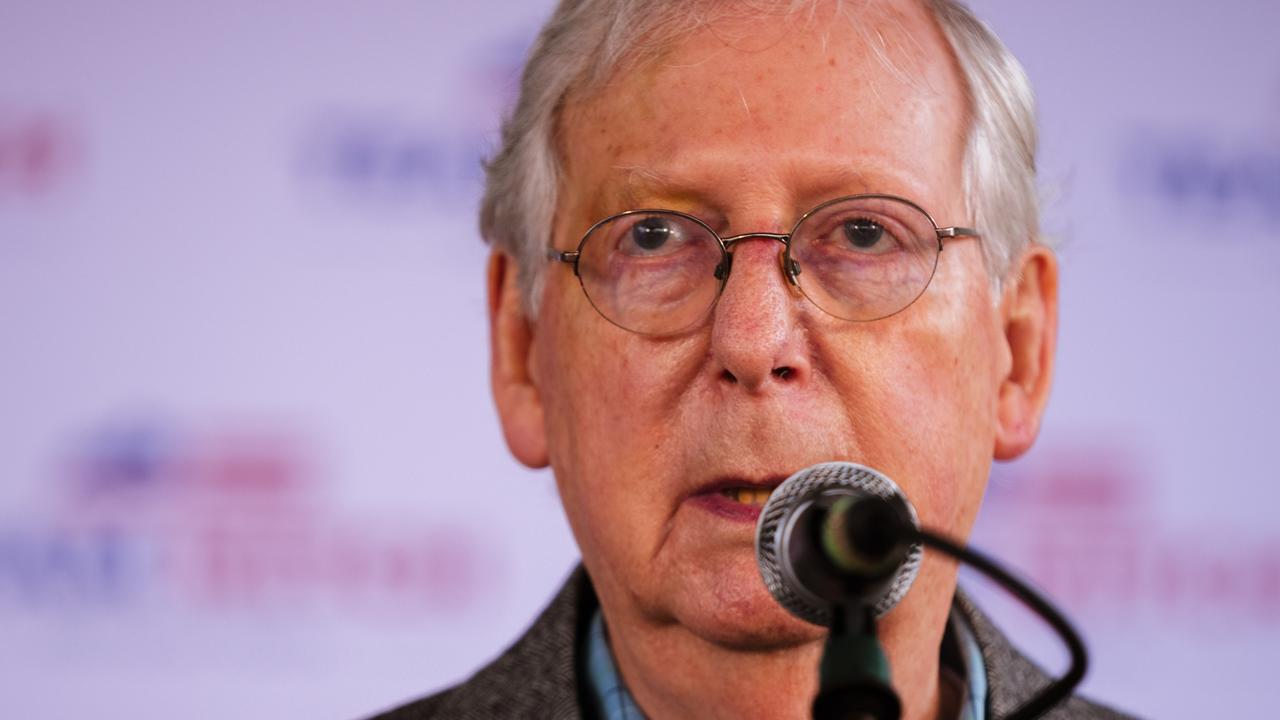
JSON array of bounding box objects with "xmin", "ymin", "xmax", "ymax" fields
[{"xmin": 499, "ymin": 1, "xmax": 1038, "ymax": 648}]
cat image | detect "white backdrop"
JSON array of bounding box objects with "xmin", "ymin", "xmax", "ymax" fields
[{"xmin": 1, "ymin": 1, "xmax": 1277, "ymax": 718}]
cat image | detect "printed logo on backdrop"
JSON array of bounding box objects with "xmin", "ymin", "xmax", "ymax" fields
[
  {"xmin": 0, "ymin": 417, "xmax": 495, "ymax": 619},
  {"xmin": 0, "ymin": 111, "xmax": 82, "ymax": 200},
  {"xmin": 296, "ymin": 112, "xmax": 489, "ymax": 209},
  {"xmin": 293, "ymin": 33, "xmax": 529, "ymax": 213},
  {"xmin": 974, "ymin": 443, "xmax": 1279, "ymax": 628},
  {"xmin": 1121, "ymin": 90, "xmax": 1280, "ymax": 228}
]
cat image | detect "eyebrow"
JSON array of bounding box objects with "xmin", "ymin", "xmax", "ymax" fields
[{"xmin": 614, "ymin": 165, "xmax": 680, "ymax": 209}]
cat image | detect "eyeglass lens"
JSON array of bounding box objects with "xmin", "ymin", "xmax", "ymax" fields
[{"xmin": 574, "ymin": 196, "xmax": 942, "ymax": 335}]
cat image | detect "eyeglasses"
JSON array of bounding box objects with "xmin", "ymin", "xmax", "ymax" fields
[{"xmin": 546, "ymin": 194, "xmax": 979, "ymax": 336}]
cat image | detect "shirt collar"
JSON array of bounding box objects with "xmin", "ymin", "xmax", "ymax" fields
[
  {"xmin": 949, "ymin": 603, "xmax": 988, "ymax": 720},
  {"xmin": 585, "ymin": 610, "xmax": 645, "ymax": 720}
]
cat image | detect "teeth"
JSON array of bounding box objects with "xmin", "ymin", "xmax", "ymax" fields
[{"xmin": 721, "ymin": 487, "xmax": 773, "ymax": 506}]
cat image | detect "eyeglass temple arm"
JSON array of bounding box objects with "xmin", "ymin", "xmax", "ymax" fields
[
  {"xmin": 937, "ymin": 226, "xmax": 978, "ymax": 239},
  {"xmin": 547, "ymin": 248, "xmax": 579, "ymax": 263},
  {"xmin": 936, "ymin": 226, "xmax": 979, "ymax": 251}
]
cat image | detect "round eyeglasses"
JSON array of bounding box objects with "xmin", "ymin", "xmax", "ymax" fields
[{"xmin": 546, "ymin": 194, "xmax": 979, "ymax": 336}]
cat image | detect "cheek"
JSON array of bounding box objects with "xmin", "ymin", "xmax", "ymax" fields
[
  {"xmin": 534, "ymin": 281, "xmax": 704, "ymax": 506},
  {"xmin": 849, "ymin": 262, "xmax": 1001, "ymax": 535},
  {"xmin": 927, "ymin": 272, "xmax": 1003, "ymax": 532},
  {"xmin": 545, "ymin": 331, "xmax": 693, "ymax": 446},
  {"xmin": 541, "ymin": 275, "xmax": 705, "ymax": 430}
]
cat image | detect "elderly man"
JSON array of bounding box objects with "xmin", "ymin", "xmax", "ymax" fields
[{"xmin": 378, "ymin": 0, "xmax": 1130, "ymax": 718}]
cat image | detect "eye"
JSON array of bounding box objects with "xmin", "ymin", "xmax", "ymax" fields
[
  {"xmin": 614, "ymin": 214, "xmax": 697, "ymax": 257},
  {"xmin": 630, "ymin": 216, "xmax": 675, "ymax": 251},
  {"xmin": 842, "ymin": 217, "xmax": 887, "ymax": 250}
]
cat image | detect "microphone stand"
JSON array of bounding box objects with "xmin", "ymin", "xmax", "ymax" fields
[
  {"xmin": 810, "ymin": 497, "xmax": 1089, "ymax": 720},
  {"xmin": 756, "ymin": 470, "xmax": 1086, "ymax": 720},
  {"xmin": 812, "ymin": 601, "xmax": 901, "ymax": 720}
]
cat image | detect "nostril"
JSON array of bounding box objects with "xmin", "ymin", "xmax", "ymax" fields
[
  {"xmin": 721, "ymin": 369, "xmax": 738, "ymax": 384},
  {"xmin": 772, "ymin": 366, "xmax": 793, "ymax": 380}
]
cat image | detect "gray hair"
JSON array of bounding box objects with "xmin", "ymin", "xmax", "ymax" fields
[{"xmin": 479, "ymin": 0, "xmax": 1040, "ymax": 312}]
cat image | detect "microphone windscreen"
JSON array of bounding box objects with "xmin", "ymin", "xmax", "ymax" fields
[{"xmin": 755, "ymin": 462, "xmax": 923, "ymax": 626}]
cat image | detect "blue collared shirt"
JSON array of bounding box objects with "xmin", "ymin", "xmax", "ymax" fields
[{"xmin": 585, "ymin": 607, "xmax": 987, "ymax": 720}]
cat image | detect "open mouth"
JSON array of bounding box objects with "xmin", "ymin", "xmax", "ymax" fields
[
  {"xmin": 689, "ymin": 477, "xmax": 786, "ymax": 522},
  {"xmin": 718, "ymin": 487, "xmax": 774, "ymax": 506}
]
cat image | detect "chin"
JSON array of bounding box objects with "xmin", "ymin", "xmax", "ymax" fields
[{"xmin": 664, "ymin": 551, "xmax": 826, "ymax": 651}]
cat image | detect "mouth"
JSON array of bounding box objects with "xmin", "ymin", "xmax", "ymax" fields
[
  {"xmin": 717, "ymin": 486, "xmax": 775, "ymax": 506},
  {"xmin": 688, "ymin": 476, "xmax": 787, "ymax": 522}
]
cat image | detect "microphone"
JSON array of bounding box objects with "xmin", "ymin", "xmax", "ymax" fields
[
  {"xmin": 755, "ymin": 462, "xmax": 923, "ymax": 627},
  {"xmin": 756, "ymin": 462, "xmax": 1091, "ymax": 720}
]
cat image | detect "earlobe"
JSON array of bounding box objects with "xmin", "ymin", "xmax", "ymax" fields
[
  {"xmin": 993, "ymin": 246, "xmax": 1059, "ymax": 461},
  {"xmin": 488, "ymin": 251, "xmax": 550, "ymax": 469}
]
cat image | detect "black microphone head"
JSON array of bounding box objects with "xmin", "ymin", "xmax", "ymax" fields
[{"xmin": 755, "ymin": 462, "xmax": 923, "ymax": 627}]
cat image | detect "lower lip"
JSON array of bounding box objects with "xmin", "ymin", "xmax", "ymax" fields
[{"xmin": 688, "ymin": 492, "xmax": 766, "ymax": 522}]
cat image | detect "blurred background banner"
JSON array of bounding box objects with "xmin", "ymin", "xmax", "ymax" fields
[{"xmin": 0, "ymin": 1, "xmax": 1276, "ymax": 717}]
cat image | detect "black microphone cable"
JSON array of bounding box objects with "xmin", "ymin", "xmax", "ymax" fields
[
  {"xmin": 757, "ymin": 463, "xmax": 1090, "ymax": 720},
  {"xmin": 902, "ymin": 525, "xmax": 1088, "ymax": 720},
  {"xmin": 830, "ymin": 494, "xmax": 1089, "ymax": 720}
]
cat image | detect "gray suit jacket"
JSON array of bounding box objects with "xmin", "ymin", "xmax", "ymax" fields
[{"xmin": 372, "ymin": 567, "xmax": 1134, "ymax": 719}]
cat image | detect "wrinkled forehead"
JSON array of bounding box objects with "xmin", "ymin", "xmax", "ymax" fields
[
  {"xmin": 556, "ymin": 0, "xmax": 969, "ymax": 223},
  {"xmin": 566, "ymin": 0, "xmax": 949, "ymax": 94}
]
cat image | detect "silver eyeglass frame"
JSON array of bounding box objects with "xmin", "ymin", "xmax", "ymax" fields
[{"xmin": 546, "ymin": 193, "xmax": 980, "ymax": 335}]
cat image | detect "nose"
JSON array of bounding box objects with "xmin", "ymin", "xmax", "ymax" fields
[{"xmin": 709, "ymin": 237, "xmax": 810, "ymax": 393}]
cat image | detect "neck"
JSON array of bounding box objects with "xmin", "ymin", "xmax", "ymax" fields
[{"xmin": 605, "ymin": 592, "xmax": 953, "ymax": 720}]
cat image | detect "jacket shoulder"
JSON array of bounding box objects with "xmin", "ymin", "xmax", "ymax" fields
[
  {"xmin": 953, "ymin": 590, "xmax": 1140, "ymax": 719},
  {"xmin": 367, "ymin": 567, "xmax": 594, "ymax": 720}
]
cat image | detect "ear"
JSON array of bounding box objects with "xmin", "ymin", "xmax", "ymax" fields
[
  {"xmin": 488, "ymin": 251, "xmax": 549, "ymax": 468},
  {"xmin": 993, "ymin": 246, "xmax": 1059, "ymax": 460}
]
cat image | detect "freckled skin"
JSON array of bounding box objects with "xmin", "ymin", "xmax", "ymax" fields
[{"xmin": 492, "ymin": 1, "xmax": 1056, "ymax": 718}]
